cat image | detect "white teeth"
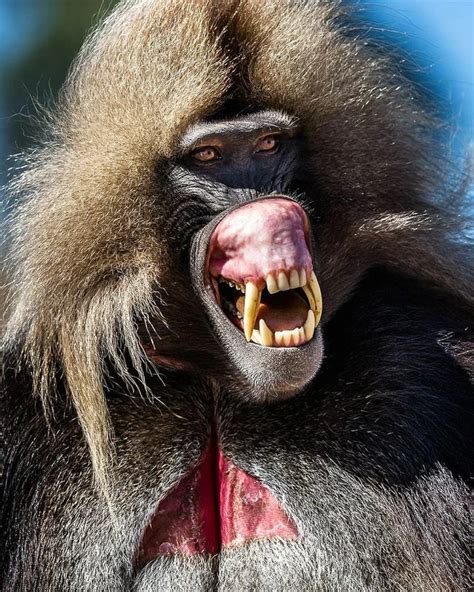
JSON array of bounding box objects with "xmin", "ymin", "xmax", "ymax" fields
[
  {"xmin": 283, "ymin": 330, "xmax": 292, "ymax": 346},
  {"xmin": 248, "ymin": 288, "xmax": 319, "ymax": 349},
  {"xmin": 291, "ymin": 327, "xmax": 300, "ymax": 345},
  {"xmin": 304, "ymin": 309, "xmax": 316, "ymax": 341},
  {"xmin": 259, "ymin": 318, "xmax": 274, "ymax": 347},
  {"xmin": 299, "ymin": 269, "xmax": 307, "ymax": 287},
  {"xmin": 273, "ymin": 327, "xmax": 308, "ymax": 348},
  {"xmin": 266, "ymin": 273, "xmax": 279, "ymax": 294},
  {"xmin": 278, "ymin": 271, "xmax": 290, "ymax": 291},
  {"xmin": 274, "ymin": 331, "xmax": 284, "ymax": 346},
  {"xmin": 289, "ymin": 269, "xmax": 300, "ymax": 289},
  {"xmin": 243, "ymin": 281, "xmax": 261, "ymax": 342},
  {"xmin": 217, "ymin": 268, "xmax": 322, "ymax": 348},
  {"xmin": 266, "ymin": 267, "xmax": 310, "ymax": 294}
]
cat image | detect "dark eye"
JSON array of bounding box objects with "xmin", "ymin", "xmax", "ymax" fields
[
  {"xmin": 255, "ymin": 134, "xmax": 280, "ymax": 154},
  {"xmin": 190, "ymin": 146, "xmax": 222, "ymax": 163}
]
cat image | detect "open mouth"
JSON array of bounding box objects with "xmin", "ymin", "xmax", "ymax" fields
[{"xmin": 206, "ymin": 198, "xmax": 322, "ymax": 347}]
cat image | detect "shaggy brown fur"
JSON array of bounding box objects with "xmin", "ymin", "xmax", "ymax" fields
[
  {"xmin": 4, "ymin": 0, "xmax": 233, "ymax": 494},
  {"xmin": 2, "ymin": 1, "xmax": 472, "ymax": 590}
]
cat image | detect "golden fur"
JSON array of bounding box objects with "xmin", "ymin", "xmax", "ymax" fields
[{"xmin": 3, "ymin": 0, "xmax": 471, "ymax": 496}]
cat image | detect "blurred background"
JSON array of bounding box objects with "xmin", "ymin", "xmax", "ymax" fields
[{"xmin": 0, "ymin": 0, "xmax": 473, "ymax": 195}]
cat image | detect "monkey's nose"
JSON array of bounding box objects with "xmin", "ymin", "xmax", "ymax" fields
[{"xmin": 208, "ymin": 197, "xmax": 312, "ymax": 288}]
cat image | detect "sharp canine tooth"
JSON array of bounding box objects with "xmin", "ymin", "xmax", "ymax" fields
[
  {"xmin": 244, "ymin": 281, "xmax": 261, "ymax": 342},
  {"xmin": 278, "ymin": 271, "xmax": 290, "ymax": 291},
  {"xmin": 251, "ymin": 329, "xmax": 262, "ymax": 345},
  {"xmin": 309, "ymin": 272, "xmax": 323, "ymax": 325},
  {"xmin": 259, "ymin": 319, "xmax": 273, "ymax": 347},
  {"xmin": 266, "ymin": 273, "xmax": 279, "ymax": 294},
  {"xmin": 304, "ymin": 309, "xmax": 316, "ymax": 341},
  {"xmin": 289, "ymin": 269, "xmax": 300, "ymax": 289},
  {"xmin": 283, "ymin": 330, "xmax": 292, "ymax": 346},
  {"xmin": 299, "ymin": 269, "xmax": 307, "ymax": 287}
]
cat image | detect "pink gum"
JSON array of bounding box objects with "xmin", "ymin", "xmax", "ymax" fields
[{"xmin": 208, "ymin": 198, "xmax": 313, "ymax": 288}]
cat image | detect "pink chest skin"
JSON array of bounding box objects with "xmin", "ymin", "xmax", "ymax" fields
[{"xmin": 137, "ymin": 441, "xmax": 299, "ymax": 563}]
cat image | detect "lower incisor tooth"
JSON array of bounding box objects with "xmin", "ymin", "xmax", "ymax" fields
[
  {"xmin": 275, "ymin": 331, "xmax": 284, "ymax": 346},
  {"xmin": 283, "ymin": 331, "xmax": 292, "ymax": 346},
  {"xmin": 291, "ymin": 328, "xmax": 300, "ymax": 346}
]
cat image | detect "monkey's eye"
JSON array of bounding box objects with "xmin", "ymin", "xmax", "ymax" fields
[
  {"xmin": 190, "ymin": 146, "xmax": 222, "ymax": 163},
  {"xmin": 254, "ymin": 134, "xmax": 280, "ymax": 154}
]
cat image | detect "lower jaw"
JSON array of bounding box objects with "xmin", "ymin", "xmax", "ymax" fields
[
  {"xmin": 209, "ymin": 314, "xmax": 324, "ymax": 401},
  {"xmin": 143, "ymin": 335, "xmax": 323, "ymax": 403},
  {"xmin": 195, "ymin": 286, "xmax": 324, "ymax": 400},
  {"xmin": 209, "ymin": 294, "xmax": 323, "ymax": 398}
]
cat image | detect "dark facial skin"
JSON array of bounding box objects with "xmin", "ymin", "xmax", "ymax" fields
[
  {"xmin": 179, "ymin": 111, "xmax": 299, "ymax": 191},
  {"xmin": 155, "ymin": 111, "xmax": 324, "ymax": 399}
]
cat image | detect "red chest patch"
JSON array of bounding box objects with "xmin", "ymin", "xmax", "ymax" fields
[{"xmin": 137, "ymin": 442, "xmax": 298, "ymax": 563}]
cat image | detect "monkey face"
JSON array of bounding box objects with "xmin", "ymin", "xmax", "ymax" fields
[{"xmin": 147, "ymin": 110, "xmax": 324, "ymax": 399}]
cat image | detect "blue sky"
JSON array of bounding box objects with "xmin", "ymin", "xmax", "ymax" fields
[{"xmin": 357, "ymin": 0, "xmax": 473, "ymax": 143}]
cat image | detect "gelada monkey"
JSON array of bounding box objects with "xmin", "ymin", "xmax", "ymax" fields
[{"xmin": 1, "ymin": 1, "xmax": 472, "ymax": 590}]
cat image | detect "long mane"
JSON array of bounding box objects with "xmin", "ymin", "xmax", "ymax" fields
[{"xmin": 2, "ymin": 0, "xmax": 471, "ymax": 495}]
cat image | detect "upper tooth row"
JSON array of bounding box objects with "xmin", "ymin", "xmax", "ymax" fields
[
  {"xmin": 219, "ymin": 268, "xmax": 309, "ymax": 295},
  {"xmin": 266, "ymin": 268, "xmax": 307, "ymax": 294}
]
